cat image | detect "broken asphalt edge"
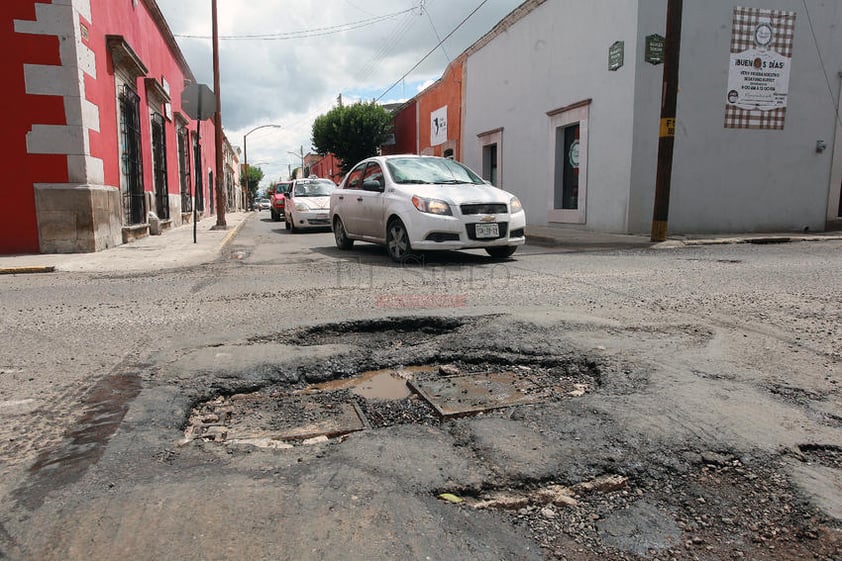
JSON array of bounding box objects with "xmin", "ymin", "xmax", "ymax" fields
[
  {"xmin": 525, "ymin": 232, "xmax": 842, "ymax": 250},
  {"xmin": 0, "ymin": 265, "xmax": 56, "ymax": 275}
]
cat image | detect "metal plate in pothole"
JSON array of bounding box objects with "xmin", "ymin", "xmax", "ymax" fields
[{"xmin": 408, "ymin": 372, "xmax": 544, "ymax": 417}]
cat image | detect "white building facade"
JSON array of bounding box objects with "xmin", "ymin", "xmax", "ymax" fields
[{"xmin": 462, "ymin": 0, "xmax": 842, "ymax": 234}]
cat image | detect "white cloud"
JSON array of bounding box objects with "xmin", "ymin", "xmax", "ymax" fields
[{"xmin": 156, "ymin": 0, "xmax": 522, "ymax": 185}]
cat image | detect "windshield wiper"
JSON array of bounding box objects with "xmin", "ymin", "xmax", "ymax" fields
[
  {"xmin": 397, "ymin": 179, "xmax": 431, "ymax": 184},
  {"xmin": 436, "ymin": 179, "xmax": 471, "ymax": 184}
]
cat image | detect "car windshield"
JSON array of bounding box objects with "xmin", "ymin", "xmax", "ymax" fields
[
  {"xmin": 385, "ymin": 158, "xmax": 485, "ymax": 185},
  {"xmin": 293, "ymin": 180, "xmax": 336, "ymax": 197}
]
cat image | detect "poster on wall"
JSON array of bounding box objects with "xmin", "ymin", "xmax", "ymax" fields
[
  {"xmin": 430, "ymin": 106, "xmax": 448, "ymax": 146},
  {"xmin": 724, "ymin": 6, "xmax": 796, "ymax": 130}
]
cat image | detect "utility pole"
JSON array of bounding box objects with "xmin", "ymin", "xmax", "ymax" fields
[
  {"xmin": 211, "ymin": 0, "xmax": 226, "ymax": 229},
  {"xmin": 650, "ymin": 0, "xmax": 683, "ymax": 242}
]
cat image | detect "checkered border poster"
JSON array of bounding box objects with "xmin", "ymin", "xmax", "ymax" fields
[{"xmin": 724, "ymin": 6, "xmax": 796, "ymax": 130}]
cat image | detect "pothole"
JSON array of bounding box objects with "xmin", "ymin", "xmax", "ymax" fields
[{"xmin": 797, "ymin": 444, "xmax": 842, "ymax": 469}]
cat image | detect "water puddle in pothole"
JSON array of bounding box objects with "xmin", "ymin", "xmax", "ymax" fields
[
  {"xmin": 12, "ymin": 373, "xmax": 142, "ymax": 510},
  {"xmin": 307, "ymin": 366, "xmax": 437, "ymax": 400}
]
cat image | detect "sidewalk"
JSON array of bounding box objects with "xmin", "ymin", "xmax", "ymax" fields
[
  {"xmin": 525, "ymin": 224, "xmax": 842, "ymax": 251},
  {"xmin": 0, "ymin": 212, "xmax": 251, "ymax": 275}
]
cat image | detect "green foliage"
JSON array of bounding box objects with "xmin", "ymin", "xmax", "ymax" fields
[
  {"xmin": 312, "ymin": 101, "xmax": 393, "ymax": 174},
  {"xmin": 240, "ymin": 166, "xmax": 264, "ymax": 205}
]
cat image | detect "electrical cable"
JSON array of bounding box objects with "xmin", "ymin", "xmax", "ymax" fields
[
  {"xmin": 376, "ymin": 0, "xmax": 489, "ymax": 101},
  {"xmin": 354, "ymin": 9, "xmax": 421, "ymax": 81},
  {"xmin": 424, "ymin": 3, "xmax": 451, "ymax": 63},
  {"xmin": 174, "ymin": 8, "xmax": 414, "ymax": 40}
]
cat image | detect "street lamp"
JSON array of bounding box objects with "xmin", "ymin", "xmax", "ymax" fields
[
  {"xmin": 243, "ymin": 124, "xmax": 281, "ymax": 210},
  {"xmin": 287, "ymin": 145, "xmax": 305, "ymax": 178}
]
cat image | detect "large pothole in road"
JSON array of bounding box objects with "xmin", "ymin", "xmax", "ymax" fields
[{"xmin": 179, "ymin": 316, "xmax": 841, "ymax": 560}]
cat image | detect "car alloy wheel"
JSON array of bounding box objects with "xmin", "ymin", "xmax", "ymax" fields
[
  {"xmin": 386, "ymin": 218, "xmax": 413, "ymax": 263},
  {"xmin": 333, "ymin": 217, "xmax": 354, "ymax": 250},
  {"xmin": 485, "ymin": 246, "xmax": 517, "ymax": 259}
]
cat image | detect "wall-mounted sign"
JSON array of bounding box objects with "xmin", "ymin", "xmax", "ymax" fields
[
  {"xmin": 430, "ymin": 105, "xmax": 448, "ymax": 146},
  {"xmin": 645, "ymin": 34, "xmax": 665, "ymax": 64},
  {"xmin": 724, "ymin": 6, "xmax": 796, "ymax": 130},
  {"xmin": 608, "ymin": 41, "xmax": 624, "ymax": 71}
]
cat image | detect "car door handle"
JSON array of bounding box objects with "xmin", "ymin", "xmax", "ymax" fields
[
  {"xmin": 356, "ymin": 197, "xmax": 364, "ymax": 202},
  {"xmin": 337, "ymin": 195, "xmax": 344, "ymax": 200}
]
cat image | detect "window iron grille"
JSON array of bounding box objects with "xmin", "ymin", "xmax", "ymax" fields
[{"xmin": 119, "ymin": 84, "xmax": 145, "ymax": 225}]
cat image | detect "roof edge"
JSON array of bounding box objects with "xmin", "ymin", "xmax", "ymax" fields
[
  {"xmin": 464, "ymin": 0, "xmax": 547, "ymax": 58},
  {"xmin": 141, "ymin": 0, "xmax": 196, "ymax": 83}
]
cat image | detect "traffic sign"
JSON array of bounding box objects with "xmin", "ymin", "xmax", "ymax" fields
[{"xmin": 181, "ymin": 83, "xmax": 216, "ymax": 120}]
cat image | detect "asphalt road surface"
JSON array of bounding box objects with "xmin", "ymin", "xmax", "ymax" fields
[{"xmin": 1, "ymin": 213, "xmax": 840, "ymax": 560}]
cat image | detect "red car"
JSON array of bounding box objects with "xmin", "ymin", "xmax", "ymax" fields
[{"xmin": 269, "ymin": 181, "xmax": 293, "ymax": 222}]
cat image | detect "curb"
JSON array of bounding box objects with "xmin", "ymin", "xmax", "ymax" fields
[
  {"xmin": 0, "ymin": 265, "xmax": 55, "ymax": 275},
  {"xmin": 220, "ymin": 214, "xmax": 251, "ymax": 251}
]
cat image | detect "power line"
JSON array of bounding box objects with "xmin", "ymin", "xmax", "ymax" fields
[
  {"xmin": 354, "ymin": 9, "xmax": 421, "ymax": 81},
  {"xmin": 376, "ymin": 0, "xmax": 489, "ymax": 102},
  {"xmin": 423, "ymin": 2, "xmax": 451, "ymax": 63},
  {"xmin": 174, "ymin": 8, "xmax": 414, "ymax": 41}
]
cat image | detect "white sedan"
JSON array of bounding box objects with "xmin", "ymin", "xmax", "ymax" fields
[
  {"xmin": 329, "ymin": 155, "xmax": 526, "ymax": 262},
  {"xmin": 284, "ymin": 178, "xmax": 337, "ymax": 232}
]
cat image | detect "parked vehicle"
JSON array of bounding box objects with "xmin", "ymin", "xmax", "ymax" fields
[
  {"xmin": 257, "ymin": 198, "xmax": 270, "ymax": 211},
  {"xmin": 285, "ymin": 178, "xmax": 337, "ymax": 232},
  {"xmin": 329, "ymin": 155, "xmax": 525, "ymax": 262},
  {"xmin": 270, "ymin": 181, "xmax": 293, "ymax": 222}
]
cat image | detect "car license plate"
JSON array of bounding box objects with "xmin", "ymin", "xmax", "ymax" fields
[{"xmin": 475, "ymin": 223, "xmax": 499, "ymax": 238}]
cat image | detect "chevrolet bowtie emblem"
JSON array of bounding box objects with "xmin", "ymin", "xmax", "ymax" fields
[{"xmin": 480, "ymin": 215, "xmax": 496, "ymax": 222}]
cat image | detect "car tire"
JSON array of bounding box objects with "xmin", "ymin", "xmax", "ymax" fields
[
  {"xmin": 288, "ymin": 215, "xmax": 297, "ymax": 233},
  {"xmin": 485, "ymin": 246, "xmax": 518, "ymax": 259},
  {"xmin": 386, "ymin": 218, "xmax": 414, "ymax": 263},
  {"xmin": 271, "ymin": 210, "xmax": 279, "ymax": 221},
  {"xmin": 333, "ymin": 217, "xmax": 354, "ymax": 250}
]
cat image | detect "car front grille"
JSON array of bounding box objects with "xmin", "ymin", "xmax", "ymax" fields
[
  {"xmin": 460, "ymin": 203, "xmax": 508, "ymax": 215},
  {"xmin": 466, "ymin": 222, "xmax": 509, "ymax": 241}
]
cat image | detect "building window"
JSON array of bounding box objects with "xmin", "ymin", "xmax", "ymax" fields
[
  {"xmin": 150, "ymin": 113, "xmax": 170, "ymax": 220},
  {"xmin": 477, "ymin": 128, "xmax": 503, "ymax": 187},
  {"xmin": 177, "ymin": 125, "xmax": 191, "ymax": 213},
  {"xmin": 119, "ymin": 84, "xmax": 145, "ymax": 225},
  {"xmin": 193, "ymin": 138, "xmax": 204, "ymax": 212}
]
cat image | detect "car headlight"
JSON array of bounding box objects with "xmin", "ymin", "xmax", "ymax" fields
[
  {"xmin": 510, "ymin": 196, "xmax": 523, "ymax": 213},
  {"xmin": 295, "ymin": 203, "xmax": 310, "ymax": 212},
  {"xmin": 411, "ymin": 195, "xmax": 452, "ymax": 216}
]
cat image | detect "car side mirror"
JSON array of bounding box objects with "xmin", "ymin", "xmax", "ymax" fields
[{"xmin": 362, "ymin": 179, "xmax": 383, "ymax": 192}]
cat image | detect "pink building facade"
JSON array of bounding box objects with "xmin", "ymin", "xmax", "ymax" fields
[{"xmin": 1, "ymin": 0, "xmax": 216, "ymax": 254}]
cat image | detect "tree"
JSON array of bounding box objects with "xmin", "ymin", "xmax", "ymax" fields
[
  {"xmin": 240, "ymin": 166, "xmax": 264, "ymax": 207},
  {"xmin": 312, "ymin": 101, "xmax": 393, "ymax": 174}
]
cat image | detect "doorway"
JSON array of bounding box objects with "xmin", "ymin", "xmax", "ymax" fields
[{"xmin": 547, "ymin": 100, "xmax": 589, "ymax": 224}]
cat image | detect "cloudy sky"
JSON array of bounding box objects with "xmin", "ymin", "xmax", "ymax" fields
[{"xmin": 156, "ymin": 0, "xmax": 524, "ymax": 188}]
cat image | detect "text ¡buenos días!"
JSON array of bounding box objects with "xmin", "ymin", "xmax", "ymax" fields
[{"xmin": 734, "ymin": 58, "xmax": 785, "ymax": 69}]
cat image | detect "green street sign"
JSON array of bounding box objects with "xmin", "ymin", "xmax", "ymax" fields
[
  {"xmin": 609, "ymin": 41, "xmax": 624, "ymax": 71},
  {"xmin": 646, "ymin": 34, "xmax": 665, "ymax": 65}
]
